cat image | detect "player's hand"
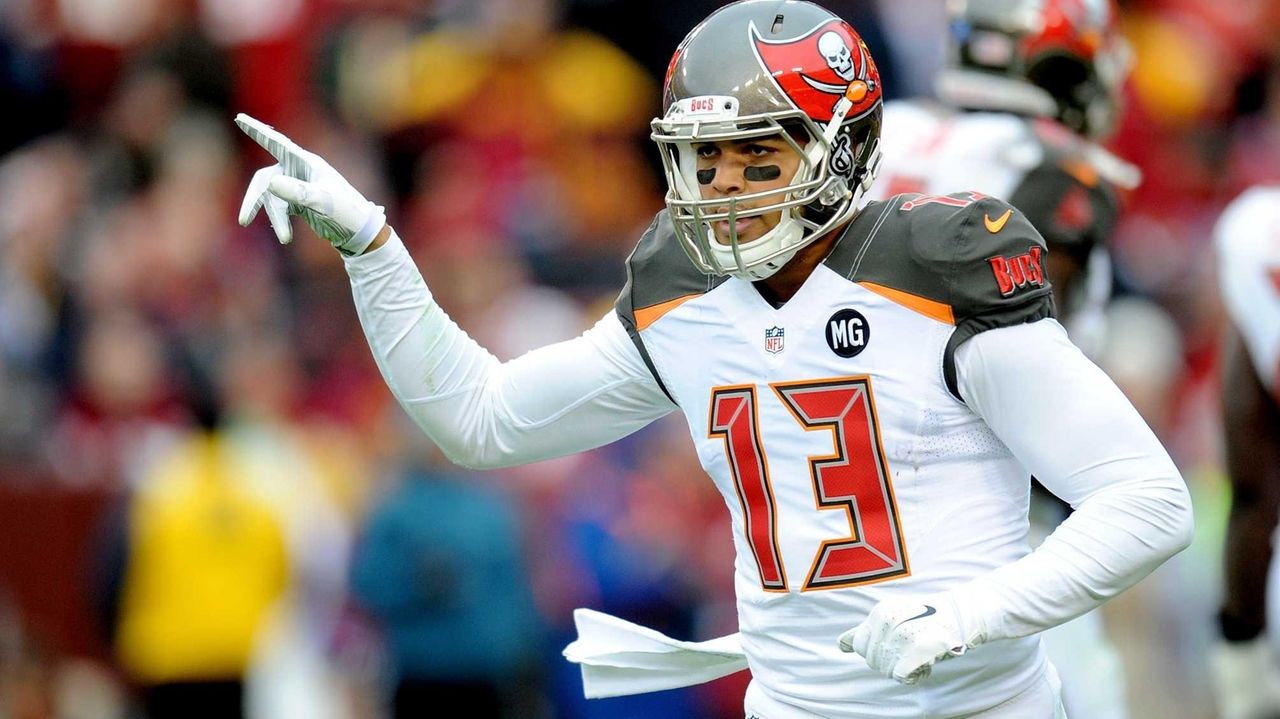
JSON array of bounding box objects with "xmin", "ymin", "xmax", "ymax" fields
[
  {"xmin": 1210, "ymin": 636, "xmax": 1280, "ymax": 719},
  {"xmin": 235, "ymin": 113, "xmax": 386, "ymax": 256},
  {"xmin": 838, "ymin": 594, "xmax": 985, "ymax": 684}
]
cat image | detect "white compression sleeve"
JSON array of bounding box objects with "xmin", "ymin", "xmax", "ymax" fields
[
  {"xmin": 343, "ymin": 231, "xmax": 677, "ymax": 468},
  {"xmin": 951, "ymin": 318, "xmax": 1194, "ymax": 642}
]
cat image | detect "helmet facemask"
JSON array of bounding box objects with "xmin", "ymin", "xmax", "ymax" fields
[
  {"xmin": 653, "ymin": 4, "xmax": 885, "ymax": 280},
  {"xmin": 652, "ymin": 95, "xmax": 880, "ymax": 281}
]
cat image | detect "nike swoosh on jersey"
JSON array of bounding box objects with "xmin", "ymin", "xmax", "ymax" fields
[{"xmin": 984, "ymin": 209, "xmax": 1013, "ymax": 233}]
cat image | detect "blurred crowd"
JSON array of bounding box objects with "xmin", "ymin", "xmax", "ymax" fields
[{"xmin": 0, "ymin": 0, "xmax": 1276, "ymax": 718}]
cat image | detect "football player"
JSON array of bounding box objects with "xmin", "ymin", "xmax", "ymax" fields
[
  {"xmin": 864, "ymin": 1, "xmax": 1140, "ymax": 716},
  {"xmin": 1211, "ymin": 185, "xmax": 1280, "ymax": 719},
  {"xmin": 868, "ymin": 0, "xmax": 1138, "ymax": 357},
  {"xmin": 237, "ymin": 1, "xmax": 1192, "ymax": 717}
]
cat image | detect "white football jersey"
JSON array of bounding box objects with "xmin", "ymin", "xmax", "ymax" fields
[
  {"xmin": 343, "ymin": 206, "xmax": 1192, "ymax": 719},
  {"xmin": 869, "ymin": 100, "xmax": 1032, "ymax": 202},
  {"xmin": 616, "ymin": 196, "xmax": 1054, "ymax": 717},
  {"xmin": 867, "ymin": 99, "xmax": 1136, "ymax": 216},
  {"xmin": 866, "ymin": 99, "xmax": 1136, "ymax": 358},
  {"xmin": 1216, "ymin": 185, "xmax": 1280, "ymax": 397}
]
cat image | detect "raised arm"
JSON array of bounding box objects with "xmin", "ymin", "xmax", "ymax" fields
[
  {"xmin": 235, "ymin": 113, "xmax": 676, "ymax": 468},
  {"xmin": 345, "ymin": 231, "xmax": 675, "ymax": 467}
]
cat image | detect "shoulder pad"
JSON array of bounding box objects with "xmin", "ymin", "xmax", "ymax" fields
[
  {"xmin": 614, "ymin": 210, "xmax": 725, "ymax": 332},
  {"xmin": 836, "ymin": 192, "xmax": 1053, "ymax": 321},
  {"xmin": 614, "ymin": 210, "xmax": 724, "ymax": 404},
  {"xmin": 832, "ymin": 193, "xmax": 1055, "ymax": 398}
]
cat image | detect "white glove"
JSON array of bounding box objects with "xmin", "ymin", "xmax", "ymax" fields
[
  {"xmin": 839, "ymin": 594, "xmax": 986, "ymax": 684},
  {"xmin": 235, "ymin": 112, "xmax": 386, "ymax": 256},
  {"xmin": 1210, "ymin": 636, "xmax": 1280, "ymax": 719}
]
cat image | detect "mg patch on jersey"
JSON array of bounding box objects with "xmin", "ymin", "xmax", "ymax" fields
[
  {"xmin": 826, "ymin": 309, "xmax": 869, "ymax": 358},
  {"xmin": 988, "ymin": 246, "xmax": 1046, "ymax": 297},
  {"xmin": 765, "ymin": 326, "xmax": 785, "ymax": 354}
]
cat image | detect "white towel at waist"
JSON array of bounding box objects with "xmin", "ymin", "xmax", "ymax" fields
[{"xmin": 562, "ymin": 607, "xmax": 749, "ymax": 698}]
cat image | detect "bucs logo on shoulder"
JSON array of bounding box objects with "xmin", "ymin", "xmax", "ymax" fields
[
  {"xmin": 988, "ymin": 247, "xmax": 1046, "ymax": 297},
  {"xmin": 750, "ymin": 19, "xmax": 882, "ymax": 123}
]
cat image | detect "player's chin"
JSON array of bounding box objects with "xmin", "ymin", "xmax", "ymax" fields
[{"xmin": 711, "ymin": 216, "xmax": 766, "ymax": 245}]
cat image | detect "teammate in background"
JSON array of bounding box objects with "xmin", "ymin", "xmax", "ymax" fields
[
  {"xmin": 1211, "ymin": 186, "xmax": 1280, "ymax": 719},
  {"xmin": 868, "ymin": 0, "xmax": 1139, "ymax": 357},
  {"xmin": 236, "ymin": 1, "xmax": 1192, "ymax": 717},
  {"xmin": 863, "ymin": 2, "xmax": 1140, "ymax": 716}
]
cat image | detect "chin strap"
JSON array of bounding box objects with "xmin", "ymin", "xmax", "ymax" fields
[
  {"xmin": 720, "ymin": 216, "xmax": 804, "ymax": 281},
  {"xmin": 808, "ymin": 83, "xmax": 862, "ymax": 207}
]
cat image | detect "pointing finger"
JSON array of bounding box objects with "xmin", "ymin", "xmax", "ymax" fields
[
  {"xmin": 235, "ymin": 113, "xmax": 296, "ymax": 163},
  {"xmin": 234, "ymin": 113, "xmax": 314, "ymax": 181},
  {"xmin": 239, "ymin": 164, "xmax": 281, "ymax": 226},
  {"xmin": 263, "ymin": 193, "xmax": 293, "ymax": 244}
]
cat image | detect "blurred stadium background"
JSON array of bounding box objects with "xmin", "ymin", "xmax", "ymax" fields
[{"xmin": 0, "ymin": 0, "xmax": 1275, "ymax": 717}]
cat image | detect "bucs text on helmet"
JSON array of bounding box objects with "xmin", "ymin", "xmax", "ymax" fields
[
  {"xmin": 938, "ymin": 0, "xmax": 1131, "ymax": 139},
  {"xmin": 652, "ymin": 0, "xmax": 884, "ymax": 281}
]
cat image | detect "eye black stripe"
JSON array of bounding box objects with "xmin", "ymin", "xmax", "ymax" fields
[{"xmin": 744, "ymin": 165, "xmax": 781, "ymax": 181}]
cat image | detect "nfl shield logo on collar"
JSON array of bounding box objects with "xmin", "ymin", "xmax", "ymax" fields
[{"xmin": 765, "ymin": 326, "xmax": 785, "ymax": 354}]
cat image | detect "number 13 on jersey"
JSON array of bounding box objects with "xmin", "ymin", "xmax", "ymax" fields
[{"xmin": 708, "ymin": 377, "xmax": 909, "ymax": 592}]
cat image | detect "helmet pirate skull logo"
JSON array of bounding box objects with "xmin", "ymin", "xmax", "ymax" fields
[
  {"xmin": 752, "ymin": 19, "xmax": 880, "ymax": 122},
  {"xmin": 818, "ymin": 31, "xmax": 854, "ymax": 81}
]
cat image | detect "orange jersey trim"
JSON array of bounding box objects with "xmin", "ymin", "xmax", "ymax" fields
[
  {"xmin": 634, "ymin": 293, "xmax": 702, "ymax": 331},
  {"xmin": 857, "ymin": 282, "xmax": 955, "ymax": 325}
]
